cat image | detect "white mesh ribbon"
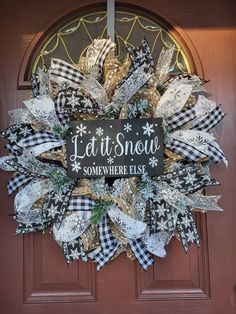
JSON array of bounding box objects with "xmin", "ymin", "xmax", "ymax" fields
[
  {"xmin": 0, "ymin": 156, "xmax": 15, "ymax": 171},
  {"xmin": 143, "ymin": 230, "xmax": 169, "ymax": 258},
  {"xmin": 53, "ymin": 211, "xmax": 92, "ymax": 243},
  {"xmin": 24, "ymin": 96, "xmax": 62, "ymax": 128},
  {"xmin": 107, "ymin": 205, "xmax": 147, "ymax": 240},
  {"xmin": 189, "ymin": 193, "xmax": 223, "ymax": 212},
  {"xmin": 155, "ymin": 45, "xmax": 175, "ymax": 85},
  {"xmin": 8, "ymin": 109, "xmax": 35, "ymax": 125},
  {"xmin": 14, "ymin": 178, "xmax": 53, "ymax": 219},
  {"xmin": 155, "ymin": 83, "xmax": 193, "ymax": 118},
  {"xmin": 79, "ymin": 76, "xmax": 109, "ymax": 107}
]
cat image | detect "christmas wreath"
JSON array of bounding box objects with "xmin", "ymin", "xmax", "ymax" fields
[{"xmin": 0, "ymin": 38, "xmax": 227, "ymax": 270}]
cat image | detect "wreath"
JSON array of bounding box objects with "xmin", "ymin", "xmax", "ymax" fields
[{"xmin": 0, "ymin": 38, "xmax": 227, "ymax": 270}]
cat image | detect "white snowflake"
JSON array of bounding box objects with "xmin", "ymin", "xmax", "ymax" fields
[
  {"xmin": 8, "ymin": 133, "xmax": 17, "ymax": 143},
  {"xmin": 149, "ymin": 156, "xmax": 158, "ymax": 168},
  {"xmin": 112, "ymin": 178, "xmax": 127, "ymax": 197},
  {"xmin": 76, "ymin": 123, "xmax": 87, "ymax": 136},
  {"xmin": 72, "ymin": 217, "xmax": 87, "ymax": 231},
  {"xmin": 156, "ymin": 218, "xmax": 168, "ymax": 231},
  {"xmin": 172, "ymin": 162, "xmax": 183, "ymax": 171},
  {"xmin": 184, "ymin": 173, "xmax": 197, "ymax": 185},
  {"xmin": 81, "ymin": 98, "xmax": 93, "ymax": 108},
  {"xmin": 142, "ymin": 122, "xmax": 155, "ymax": 137},
  {"xmin": 156, "ymin": 203, "xmax": 166, "ymax": 217},
  {"xmin": 51, "ymin": 191, "xmax": 64, "ymax": 203},
  {"xmin": 107, "ymin": 157, "xmax": 114, "ymax": 165},
  {"xmin": 34, "ymin": 109, "xmax": 53, "ymax": 124},
  {"xmin": 67, "ymin": 93, "xmax": 79, "ymax": 108},
  {"xmin": 19, "ymin": 126, "xmax": 32, "ymax": 137},
  {"xmin": 181, "ymin": 215, "xmax": 192, "ymax": 228},
  {"xmin": 71, "ymin": 161, "xmax": 82, "ymax": 173},
  {"xmin": 96, "ymin": 127, "xmax": 104, "ymax": 136},
  {"xmin": 69, "ymin": 248, "xmax": 81, "ymax": 259},
  {"xmin": 186, "ymin": 230, "xmax": 195, "ymax": 242},
  {"xmin": 24, "ymin": 221, "xmax": 34, "ymax": 228},
  {"xmin": 48, "ymin": 204, "xmax": 58, "ymax": 218},
  {"xmin": 123, "ymin": 123, "xmax": 132, "ymax": 133},
  {"xmin": 170, "ymin": 177, "xmax": 184, "ymax": 189}
]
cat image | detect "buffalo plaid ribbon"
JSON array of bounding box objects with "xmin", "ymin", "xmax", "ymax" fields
[
  {"xmin": 90, "ymin": 214, "xmax": 119, "ymax": 271},
  {"xmin": 96, "ymin": 39, "xmax": 116, "ymax": 78},
  {"xmin": 67, "ymin": 196, "xmax": 95, "ymax": 211},
  {"xmin": 50, "ymin": 59, "xmax": 84, "ymax": 85},
  {"xmin": 165, "ymin": 138, "xmax": 207, "ymax": 162},
  {"xmin": 207, "ymin": 142, "xmax": 227, "ymax": 165},
  {"xmin": 165, "ymin": 107, "xmax": 196, "ymax": 132},
  {"xmin": 23, "ymin": 131, "xmax": 59, "ymax": 148},
  {"xmin": 7, "ymin": 173, "xmax": 33, "ymax": 195},
  {"xmin": 129, "ymin": 239, "xmax": 155, "ymax": 271},
  {"xmin": 190, "ymin": 106, "xmax": 226, "ymax": 132}
]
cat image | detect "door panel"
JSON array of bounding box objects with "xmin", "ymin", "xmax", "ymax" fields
[
  {"xmin": 0, "ymin": 1, "xmax": 235, "ymax": 314},
  {"xmin": 23, "ymin": 233, "xmax": 96, "ymax": 304}
]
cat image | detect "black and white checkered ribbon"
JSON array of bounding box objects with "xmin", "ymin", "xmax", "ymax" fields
[
  {"xmin": 207, "ymin": 142, "xmax": 227, "ymax": 165},
  {"xmin": 7, "ymin": 173, "xmax": 33, "ymax": 195},
  {"xmin": 67, "ymin": 196, "xmax": 95, "ymax": 211},
  {"xmin": 23, "ymin": 131, "xmax": 60, "ymax": 148},
  {"xmin": 4, "ymin": 143, "xmax": 22, "ymax": 156},
  {"xmin": 190, "ymin": 106, "xmax": 226, "ymax": 132},
  {"xmin": 165, "ymin": 138, "xmax": 207, "ymax": 162},
  {"xmin": 96, "ymin": 39, "xmax": 116, "ymax": 78},
  {"xmin": 50, "ymin": 59, "xmax": 84, "ymax": 85},
  {"xmin": 90, "ymin": 214, "xmax": 119, "ymax": 271},
  {"xmin": 165, "ymin": 107, "xmax": 196, "ymax": 132},
  {"xmin": 177, "ymin": 208, "xmax": 200, "ymax": 252},
  {"xmin": 54, "ymin": 92, "xmax": 69, "ymax": 125},
  {"xmin": 129, "ymin": 239, "xmax": 155, "ymax": 271}
]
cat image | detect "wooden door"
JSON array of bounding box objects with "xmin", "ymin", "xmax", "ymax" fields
[{"xmin": 0, "ymin": 1, "xmax": 235, "ymax": 314}]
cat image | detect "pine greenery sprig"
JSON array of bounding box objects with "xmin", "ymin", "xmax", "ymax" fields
[
  {"xmin": 50, "ymin": 168, "xmax": 73, "ymax": 191},
  {"xmin": 52, "ymin": 124, "xmax": 70, "ymax": 139},
  {"xmin": 90, "ymin": 200, "xmax": 113, "ymax": 225},
  {"xmin": 156, "ymin": 84, "xmax": 167, "ymax": 95}
]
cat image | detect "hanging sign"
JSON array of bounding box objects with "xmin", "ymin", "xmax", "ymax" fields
[{"xmin": 66, "ymin": 118, "xmax": 164, "ymax": 178}]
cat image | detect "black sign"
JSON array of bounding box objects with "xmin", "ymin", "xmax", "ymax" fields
[{"xmin": 66, "ymin": 118, "xmax": 163, "ymax": 178}]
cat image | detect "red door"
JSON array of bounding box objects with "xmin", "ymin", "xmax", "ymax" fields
[{"xmin": 0, "ymin": 1, "xmax": 235, "ymax": 314}]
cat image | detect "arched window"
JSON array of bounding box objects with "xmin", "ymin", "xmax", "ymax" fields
[{"xmin": 31, "ymin": 10, "xmax": 190, "ymax": 75}]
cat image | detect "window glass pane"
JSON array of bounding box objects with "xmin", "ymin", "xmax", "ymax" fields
[{"xmin": 33, "ymin": 11, "xmax": 190, "ymax": 74}]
